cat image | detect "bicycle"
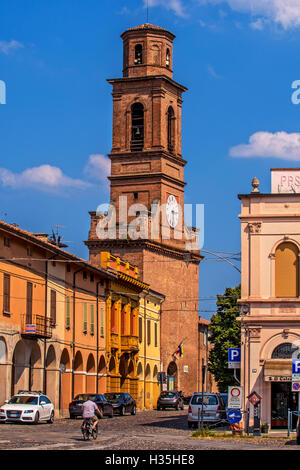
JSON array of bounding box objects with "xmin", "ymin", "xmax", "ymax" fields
[{"xmin": 81, "ymin": 418, "xmax": 98, "ymax": 441}]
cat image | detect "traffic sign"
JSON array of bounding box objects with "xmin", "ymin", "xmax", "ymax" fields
[
  {"xmin": 292, "ymin": 382, "xmax": 300, "ymax": 392},
  {"xmin": 228, "ymin": 348, "xmax": 241, "ymax": 369},
  {"xmin": 247, "ymin": 391, "xmax": 261, "ymax": 406},
  {"xmin": 228, "ymin": 386, "xmax": 243, "ymax": 409},
  {"xmin": 227, "ymin": 409, "xmax": 242, "ymax": 424},
  {"xmin": 292, "ymin": 359, "xmax": 300, "ymax": 375}
]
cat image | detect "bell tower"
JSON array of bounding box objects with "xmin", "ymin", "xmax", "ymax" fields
[{"xmin": 86, "ymin": 24, "xmax": 202, "ymax": 395}]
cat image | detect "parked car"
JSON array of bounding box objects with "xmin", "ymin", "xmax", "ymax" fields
[
  {"xmin": 187, "ymin": 393, "xmax": 226, "ymax": 428},
  {"xmin": 220, "ymin": 393, "xmax": 228, "ymax": 411},
  {"xmin": 104, "ymin": 392, "xmax": 136, "ymax": 416},
  {"xmin": 157, "ymin": 391, "xmax": 184, "ymax": 411},
  {"xmin": 69, "ymin": 393, "xmax": 113, "ymax": 419},
  {"xmin": 0, "ymin": 390, "xmax": 54, "ymax": 424}
]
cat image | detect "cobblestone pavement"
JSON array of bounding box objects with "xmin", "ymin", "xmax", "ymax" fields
[{"xmin": 0, "ymin": 409, "xmax": 298, "ymax": 451}]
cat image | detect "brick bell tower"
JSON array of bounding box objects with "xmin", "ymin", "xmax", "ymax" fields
[{"xmin": 86, "ymin": 24, "xmax": 203, "ymax": 395}]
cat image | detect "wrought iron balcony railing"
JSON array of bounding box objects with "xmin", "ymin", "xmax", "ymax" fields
[{"xmin": 21, "ymin": 314, "xmax": 53, "ymax": 339}]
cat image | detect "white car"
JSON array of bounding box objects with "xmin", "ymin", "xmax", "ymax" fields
[{"xmin": 0, "ymin": 391, "xmax": 54, "ymax": 424}]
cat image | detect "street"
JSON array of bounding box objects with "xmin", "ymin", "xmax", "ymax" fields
[{"xmin": 0, "ymin": 409, "xmax": 298, "ymax": 451}]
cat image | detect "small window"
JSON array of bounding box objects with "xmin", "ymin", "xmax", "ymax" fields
[
  {"xmin": 83, "ymin": 271, "xmax": 87, "ymax": 280},
  {"xmin": 66, "ymin": 264, "xmax": 71, "ymax": 273},
  {"xmin": 3, "ymin": 274, "xmax": 10, "ymax": 313},
  {"xmin": 134, "ymin": 44, "xmax": 143, "ymax": 65},
  {"xmin": 90, "ymin": 274, "xmax": 94, "ymax": 283},
  {"xmin": 166, "ymin": 48, "xmax": 170, "ymax": 67},
  {"xmin": 83, "ymin": 303, "xmax": 88, "ymax": 333},
  {"xmin": 50, "ymin": 290, "xmax": 56, "ymax": 326},
  {"xmin": 4, "ymin": 237, "xmax": 10, "ymax": 247},
  {"xmin": 139, "ymin": 317, "xmax": 143, "ymax": 343},
  {"xmin": 27, "ymin": 247, "xmax": 32, "ymax": 257},
  {"xmin": 167, "ymin": 106, "xmax": 175, "ymax": 153},
  {"xmin": 134, "ymin": 192, "xmax": 138, "ymax": 200},
  {"xmin": 66, "ymin": 296, "xmax": 71, "ymax": 329}
]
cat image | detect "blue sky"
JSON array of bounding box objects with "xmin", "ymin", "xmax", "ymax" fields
[{"xmin": 1, "ymin": 0, "xmax": 300, "ymax": 319}]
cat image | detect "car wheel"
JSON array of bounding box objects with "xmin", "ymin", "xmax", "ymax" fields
[
  {"xmin": 108, "ymin": 409, "xmax": 113, "ymax": 418},
  {"xmin": 47, "ymin": 411, "xmax": 54, "ymax": 424},
  {"xmin": 120, "ymin": 406, "xmax": 125, "ymax": 416},
  {"xmin": 131, "ymin": 405, "xmax": 136, "ymax": 416},
  {"xmin": 69, "ymin": 414, "xmax": 76, "ymax": 419},
  {"xmin": 157, "ymin": 406, "xmax": 161, "ymax": 411},
  {"xmin": 34, "ymin": 411, "xmax": 39, "ymax": 424}
]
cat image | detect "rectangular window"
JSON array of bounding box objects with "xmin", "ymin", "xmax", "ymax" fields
[
  {"xmin": 66, "ymin": 296, "xmax": 71, "ymax": 329},
  {"xmin": 4, "ymin": 237, "xmax": 10, "ymax": 247},
  {"xmin": 100, "ymin": 307, "xmax": 104, "ymax": 338},
  {"xmin": 50, "ymin": 290, "xmax": 56, "ymax": 326},
  {"xmin": 147, "ymin": 320, "xmax": 151, "ymax": 346},
  {"xmin": 3, "ymin": 274, "xmax": 10, "ymax": 313},
  {"xmin": 139, "ymin": 317, "xmax": 143, "ymax": 343},
  {"xmin": 26, "ymin": 282, "xmax": 33, "ymax": 324},
  {"xmin": 155, "ymin": 323, "xmax": 158, "ymax": 347},
  {"xmin": 90, "ymin": 304, "xmax": 95, "ymax": 335},
  {"xmin": 83, "ymin": 302, "xmax": 87, "ymax": 333}
]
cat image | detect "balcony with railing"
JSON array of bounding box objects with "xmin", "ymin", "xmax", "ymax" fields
[
  {"xmin": 121, "ymin": 335, "xmax": 139, "ymax": 352},
  {"xmin": 21, "ymin": 314, "xmax": 53, "ymax": 339}
]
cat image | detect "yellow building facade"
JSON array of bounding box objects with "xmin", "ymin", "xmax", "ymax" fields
[{"xmin": 137, "ymin": 291, "xmax": 164, "ymax": 410}]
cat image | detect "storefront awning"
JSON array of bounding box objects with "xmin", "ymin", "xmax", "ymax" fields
[{"xmin": 264, "ymin": 359, "xmax": 292, "ymax": 382}]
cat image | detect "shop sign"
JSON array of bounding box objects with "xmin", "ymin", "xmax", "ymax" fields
[{"xmin": 265, "ymin": 376, "xmax": 291, "ymax": 382}]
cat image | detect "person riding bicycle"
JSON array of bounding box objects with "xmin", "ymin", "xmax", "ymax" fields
[{"xmin": 82, "ymin": 395, "xmax": 102, "ymax": 430}]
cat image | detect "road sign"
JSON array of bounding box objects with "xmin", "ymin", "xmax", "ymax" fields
[
  {"xmin": 228, "ymin": 348, "xmax": 241, "ymax": 369},
  {"xmin": 247, "ymin": 391, "xmax": 261, "ymax": 406},
  {"xmin": 228, "ymin": 386, "xmax": 243, "ymax": 409},
  {"xmin": 292, "ymin": 359, "xmax": 300, "ymax": 375},
  {"xmin": 227, "ymin": 409, "xmax": 242, "ymax": 424},
  {"xmin": 292, "ymin": 382, "xmax": 300, "ymax": 392}
]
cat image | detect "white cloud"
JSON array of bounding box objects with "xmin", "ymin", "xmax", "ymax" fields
[
  {"xmin": 0, "ymin": 164, "xmax": 92, "ymax": 191},
  {"xmin": 84, "ymin": 154, "xmax": 111, "ymax": 183},
  {"xmin": 207, "ymin": 64, "xmax": 222, "ymax": 79},
  {"xmin": 145, "ymin": 0, "xmax": 187, "ymax": 18},
  {"xmin": 230, "ymin": 131, "xmax": 300, "ymax": 160},
  {"xmin": 200, "ymin": 0, "xmax": 300, "ymax": 29},
  {"xmin": 0, "ymin": 40, "xmax": 24, "ymax": 55}
]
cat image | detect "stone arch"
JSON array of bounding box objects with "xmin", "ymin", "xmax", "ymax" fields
[
  {"xmin": 73, "ymin": 351, "xmax": 84, "ymax": 397},
  {"xmin": 45, "ymin": 345, "xmax": 57, "ymax": 406},
  {"xmin": 86, "ymin": 354, "xmax": 96, "ymax": 393},
  {"xmin": 260, "ymin": 332, "xmax": 300, "ymax": 361},
  {"xmin": 0, "ymin": 337, "xmax": 7, "ymax": 364},
  {"xmin": 153, "ymin": 364, "xmax": 158, "ymax": 380},
  {"xmin": 137, "ymin": 361, "xmax": 143, "ymax": 379},
  {"xmin": 60, "ymin": 349, "xmax": 71, "ymax": 412},
  {"xmin": 145, "ymin": 363, "xmax": 151, "ymax": 380},
  {"xmin": 98, "ymin": 355, "xmax": 106, "ymax": 394},
  {"xmin": 128, "ymin": 359, "xmax": 135, "ymax": 378},
  {"xmin": 167, "ymin": 361, "xmax": 178, "ymax": 390},
  {"xmin": 109, "ymin": 356, "xmax": 116, "ymax": 373}
]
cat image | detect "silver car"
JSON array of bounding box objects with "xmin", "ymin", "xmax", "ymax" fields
[{"xmin": 187, "ymin": 393, "xmax": 226, "ymax": 428}]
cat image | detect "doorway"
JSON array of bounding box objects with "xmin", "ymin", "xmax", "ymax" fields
[{"xmin": 271, "ymin": 382, "xmax": 299, "ymax": 429}]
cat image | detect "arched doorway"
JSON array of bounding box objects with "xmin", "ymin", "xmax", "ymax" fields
[
  {"xmin": 108, "ymin": 356, "xmax": 119, "ymax": 393},
  {"xmin": 60, "ymin": 349, "xmax": 71, "ymax": 412},
  {"xmin": 119, "ymin": 354, "xmax": 128, "ymax": 392},
  {"xmin": 45, "ymin": 345, "xmax": 57, "ymax": 406},
  {"xmin": 98, "ymin": 355, "xmax": 106, "ymax": 394},
  {"xmin": 73, "ymin": 351, "xmax": 84, "ymax": 397},
  {"xmin": 0, "ymin": 337, "xmax": 7, "ymax": 404},
  {"xmin": 167, "ymin": 361, "xmax": 178, "ymax": 391},
  {"xmin": 152, "ymin": 365, "xmax": 159, "ymax": 408},
  {"xmin": 137, "ymin": 362, "xmax": 144, "ymax": 409},
  {"xmin": 145, "ymin": 363, "xmax": 151, "ymax": 409},
  {"xmin": 86, "ymin": 354, "xmax": 96, "ymax": 393}
]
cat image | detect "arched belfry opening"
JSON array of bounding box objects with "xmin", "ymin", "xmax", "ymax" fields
[{"xmin": 131, "ymin": 103, "xmax": 144, "ymax": 151}]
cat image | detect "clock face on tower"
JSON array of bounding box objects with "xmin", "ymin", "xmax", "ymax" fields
[{"xmin": 166, "ymin": 194, "xmax": 179, "ymax": 228}]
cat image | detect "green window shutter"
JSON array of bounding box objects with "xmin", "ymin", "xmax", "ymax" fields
[
  {"xmin": 83, "ymin": 302, "xmax": 87, "ymax": 333},
  {"xmin": 100, "ymin": 307, "xmax": 104, "ymax": 338},
  {"xmin": 66, "ymin": 296, "xmax": 71, "ymax": 329},
  {"xmin": 90, "ymin": 304, "xmax": 95, "ymax": 335}
]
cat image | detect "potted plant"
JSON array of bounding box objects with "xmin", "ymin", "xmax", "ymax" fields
[{"xmin": 261, "ymin": 423, "xmax": 269, "ymax": 434}]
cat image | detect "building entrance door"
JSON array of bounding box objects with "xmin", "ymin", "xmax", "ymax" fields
[{"xmin": 271, "ymin": 382, "xmax": 298, "ymax": 429}]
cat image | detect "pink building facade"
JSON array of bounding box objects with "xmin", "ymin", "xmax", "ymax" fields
[{"xmin": 239, "ymin": 169, "xmax": 300, "ymax": 430}]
